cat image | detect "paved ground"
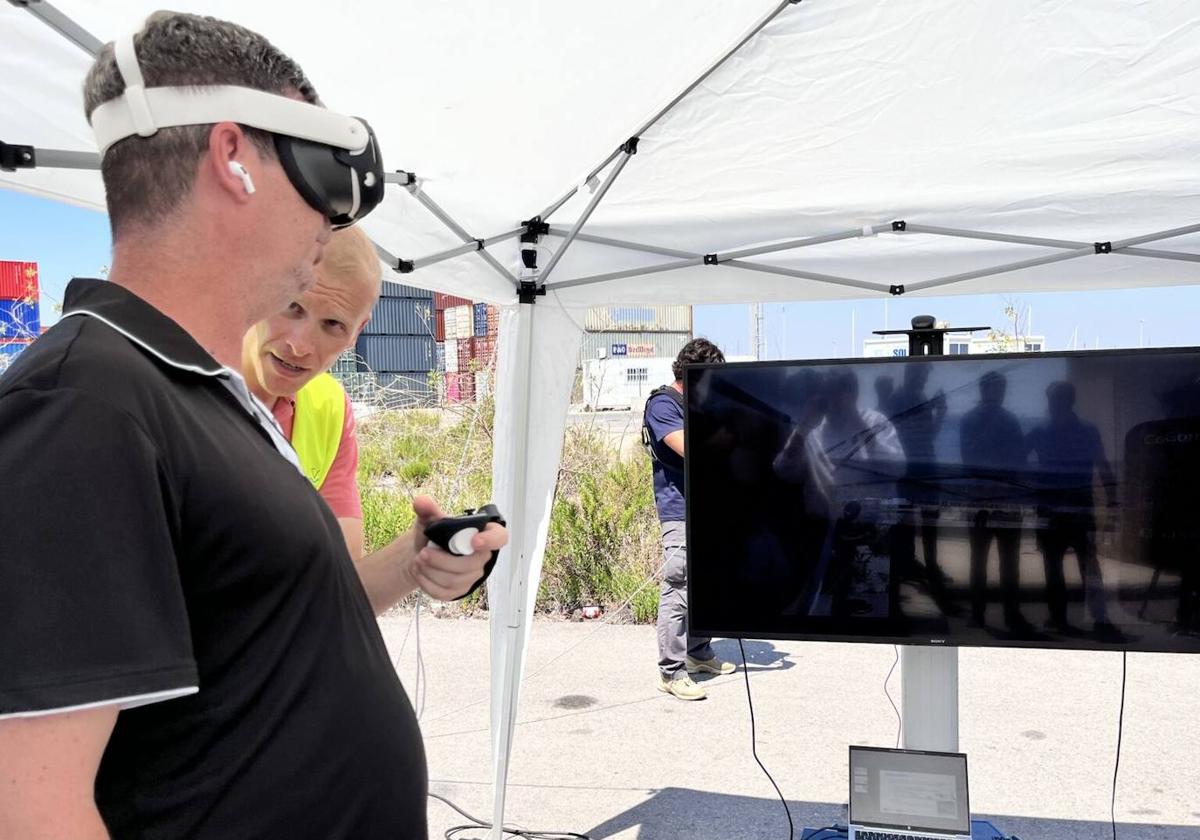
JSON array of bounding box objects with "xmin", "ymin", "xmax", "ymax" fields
[{"xmin": 380, "ymin": 613, "xmax": 1200, "ymax": 840}]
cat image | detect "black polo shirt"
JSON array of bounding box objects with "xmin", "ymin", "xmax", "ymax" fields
[{"xmin": 0, "ymin": 279, "xmax": 426, "ymax": 839}]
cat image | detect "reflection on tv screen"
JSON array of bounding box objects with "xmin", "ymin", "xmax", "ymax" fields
[{"xmin": 685, "ymin": 349, "xmax": 1200, "ymax": 652}]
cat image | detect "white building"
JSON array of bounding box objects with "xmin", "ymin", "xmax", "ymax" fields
[{"xmin": 862, "ymin": 332, "xmax": 1045, "ymax": 358}]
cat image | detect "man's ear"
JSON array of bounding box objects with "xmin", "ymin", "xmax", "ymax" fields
[{"xmin": 206, "ymin": 121, "xmax": 257, "ymax": 205}]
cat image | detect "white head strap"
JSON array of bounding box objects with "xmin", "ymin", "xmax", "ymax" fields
[{"xmin": 90, "ymin": 33, "xmax": 368, "ymax": 156}]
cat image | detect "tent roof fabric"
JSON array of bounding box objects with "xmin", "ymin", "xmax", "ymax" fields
[{"xmin": 4, "ymin": 0, "xmax": 1199, "ymax": 306}]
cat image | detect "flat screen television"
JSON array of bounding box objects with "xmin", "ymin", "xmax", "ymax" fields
[{"xmin": 685, "ymin": 347, "xmax": 1200, "ymax": 652}]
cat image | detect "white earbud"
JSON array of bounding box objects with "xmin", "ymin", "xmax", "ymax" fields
[{"xmin": 228, "ymin": 161, "xmax": 255, "ymax": 195}]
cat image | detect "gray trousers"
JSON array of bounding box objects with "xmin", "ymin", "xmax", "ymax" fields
[{"xmin": 657, "ymin": 520, "xmax": 714, "ymax": 679}]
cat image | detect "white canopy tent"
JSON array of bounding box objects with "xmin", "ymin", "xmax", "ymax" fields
[{"xmin": 4, "ymin": 0, "xmax": 1200, "ymax": 833}]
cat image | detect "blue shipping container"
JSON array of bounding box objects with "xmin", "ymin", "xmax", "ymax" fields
[
  {"xmin": 356, "ymin": 334, "xmax": 435, "ymax": 372},
  {"xmin": 473, "ymin": 303, "xmax": 488, "ymax": 337},
  {"xmin": 364, "ymin": 297, "xmax": 434, "ymax": 336},
  {"xmin": 0, "ymin": 298, "xmax": 39, "ymax": 339},
  {"xmin": 380, "ymin": 281, "xmax": 434, "ymax": 300}
]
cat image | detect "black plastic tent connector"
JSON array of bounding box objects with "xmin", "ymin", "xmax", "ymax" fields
[
  {"xmin": 518, "ymin": 280, "xmax": 546, "ymax": 305},
  {"xmin": 1094, "ymin": 241, "xmax": 1113, "ymax": 254},
  {"xmin": 0, "ymin": 141, "xmax": 35, "ymax": 172},
  {"xmin": 394, "ymin": 170, "xmax": 418, "ymax": 186},
  {"xmin": 474, "ymin": 238, "xmax": 485, "ymax": 251},
  {"xmin": 395, "ymin": 259, "xmax": 415, "ymax": 274},
  {"xmin": 521, "ymin": 216, "xmax": 550, "ymax": 241},
  {"xmin": 889, "ymin": 284, "xmax": 906, "ymax": 296},
  {"xmin": 703, "ymin": 254, "xmax": 720, "ymax": 265},
  {"xmin": 892, "ymin": 220, "xmax": 907, "ymax": 232},
  {"xmin": 622, "ymin": 136, "xmax": 640, "ymax": 155}
]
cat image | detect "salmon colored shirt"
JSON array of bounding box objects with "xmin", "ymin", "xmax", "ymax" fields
[{"xmin": 272, "ymin": 392, "xmax": 363, "ymax": 520}]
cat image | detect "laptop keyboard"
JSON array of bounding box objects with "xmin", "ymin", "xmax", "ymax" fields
[{"xmin": 857, "ymin": 831, "xmax": 948, "ymax": 840}]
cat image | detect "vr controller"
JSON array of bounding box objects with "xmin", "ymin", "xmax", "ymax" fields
[{"xmin": 425, "ymin": 504, "xmax": 506, "ymax": 557}]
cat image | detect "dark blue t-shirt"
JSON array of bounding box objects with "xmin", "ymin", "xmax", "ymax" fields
[{"xmin": 645, "ymin": 390, "xmax": 686, "ymax": 522}]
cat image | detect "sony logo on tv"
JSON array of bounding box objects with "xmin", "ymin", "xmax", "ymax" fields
[{"xmin": 1144, "ymin": 432, "xmax": 1200, "ymax": 446}]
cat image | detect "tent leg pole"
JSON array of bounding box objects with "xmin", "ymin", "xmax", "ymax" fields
[{"xmin": 490, "ymin": 300, "xmax": 537, "ymax": 839}]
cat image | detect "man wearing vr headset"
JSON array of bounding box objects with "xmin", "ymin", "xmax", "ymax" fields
[{"xmin": 0, "ymin": 12, "xmax": 504, "ymax": 840}]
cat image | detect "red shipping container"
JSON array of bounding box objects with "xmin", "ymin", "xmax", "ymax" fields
[
  {"xmin": 471, "ymin": 336, "xmax": 496, "ymax": 366},
  {"xmin": 0, "ymin": 261, "xmax": 39, "ymax": 300},
  {"xmin": 486, "ymin": 305, "xmax": 500, "ymax": 336},
  {"xmin": 433, "ymin": 292, "xmax": 471, "ymax": 310},
  {"xmin": 434, "ymin": 309, "xmax": 446, "ymax": 341}
]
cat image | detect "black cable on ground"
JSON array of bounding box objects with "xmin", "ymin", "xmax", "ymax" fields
[
  {"xmin": 738, "ymin": 638, "xmax": 794, "ymax": 840},
  {"xmin": 1111, "ymin": 651, "xmax": 1127, "ymax": 840},
  {"xmin": 428, "ymin": 792, "xmax": 592, "ymax": 840},
  {"xmin": 884, "ymin": 644, "xmax": 901, "ymax": 748}
]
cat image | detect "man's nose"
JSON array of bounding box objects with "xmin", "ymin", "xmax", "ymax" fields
[{"xmin": 285, "ymin": 329, "xmax": 315, "ymax": 359}]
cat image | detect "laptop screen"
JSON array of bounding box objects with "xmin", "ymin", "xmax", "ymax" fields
[{"xmin": 849, "ymin": 747, "xmax": 970, "ymax": 835}]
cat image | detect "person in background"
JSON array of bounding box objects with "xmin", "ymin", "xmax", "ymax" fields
[
  {"xmin": 960, "ymin": 372, "xmax": 1032, "ymax": 634},
  {"xmin": 643, "ymin": 338, "xmax": 736, "ymax": 701},
  {"xmin": 242, "ymin": 225, "xmax": 381, "ymax": 559},
  {"xmin": 1027, "ymin": 380, "xmax": 1119, "ymax": 641}
]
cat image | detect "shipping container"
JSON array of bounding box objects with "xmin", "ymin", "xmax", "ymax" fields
[
  {"xmin": 0, "ymin": 338, "xmax": 32, "ymax": 372},
  {"xmin": 456, "ymin": 338, "xmax": 474, "ymax": 370},
  {"xmin": 0, "ymin": 298, "xmax": 40, "ymax": 339},
  {"xmin": 470, "ymin": 336, "xmax": 496, "ymax": 366},
  {"xmin": 473, "ymin": 303, "xmax": 488, "ymax": 337},
  {"xmin": 0, "ymin": 261, "xmax": 38, "ymax": 300},
  {"xmin": 445, "ymin": 372, "xmax": 475, "ymax": 404},
  {"xmin": 475, "ymin": 369, "xmax": 492, "ymax": 401},
  {"xmin": 580, "ymin": 330, "xmax": 691, "ymax": 364},
  {"xmin": 444, "ymin": 337, "xmax": 459, "ymax": 373},
  {"xmin": 486, "ymin": 305, "xmax": 500, "ymax": 336},
  {"xmin": 335, "ymin": 371, "xmax": 435, "ymax": 408},
  {"xmin": 330, "ymin": 348, "xmax": 358, "ymax": 375},
  {"xmin": 355, "ymin": 334, "xmax": 435, "ymax": 372},
  {"xmin": 583, "ymin": 304, "xmax": 691, "ymax": 333},
  {"xmin": 434, "ymin": 309, "xmax": 446, "ymax": 341},
  {"xmin": 443, "ymin": 308, "xmax": 459, "ymax": 341},
  {"xmin": 435, "ymin": 342, "xmax": 446, "ymax": 371},
  {"xmin": 363, "ymin": 297, "xmax": 433, "ymax": 336},
  {"xmin": 380, "ymin": 281, "xmax": 433, "ymax": 300},
  {"xmin": 451, "ymin": 305, "xmax": 472, "ymax": 339},
  {"xmin": 374, "ymin": 372, "xmax": 436, "ymax": 407},
  {"xmin": 433, "ymin": 292, "xmax": 471, "ymax": 310}
]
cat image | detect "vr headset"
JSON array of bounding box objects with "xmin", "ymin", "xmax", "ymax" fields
[{"xmin": 88, "ymin": 33, "xmax": 384, "ymax": 228}]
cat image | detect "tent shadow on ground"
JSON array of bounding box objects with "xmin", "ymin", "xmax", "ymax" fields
[
  {"xmin": 584, "ymin": 787, "xmax": 1199, "ymax": 840},
  {"xmin": 705, "ymin": 638, "xmax": 794, "ymax": 676}
]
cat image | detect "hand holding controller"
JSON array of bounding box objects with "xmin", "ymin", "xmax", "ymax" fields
[{"xmin": 424, "ymin": 503, "xmax": 507, "ymax": 557}]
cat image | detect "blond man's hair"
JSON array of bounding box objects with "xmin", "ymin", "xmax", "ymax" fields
[{"xmin": 319, "ymin": 226, "xmax": 383, "ymax": 301}]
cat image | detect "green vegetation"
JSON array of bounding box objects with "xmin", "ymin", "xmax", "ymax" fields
[{"xmin": 357, "ymin": 401, "xmax": 661, "ymax": 621}]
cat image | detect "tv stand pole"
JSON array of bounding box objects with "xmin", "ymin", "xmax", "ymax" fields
[{"xmin": 873, "ymin": 316, "xmax": 989, "ymax": 753}]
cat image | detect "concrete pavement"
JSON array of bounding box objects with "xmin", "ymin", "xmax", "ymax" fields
[{"xmin": 379, "ymin": 613, "xmax": 1200, "ymax": 840}]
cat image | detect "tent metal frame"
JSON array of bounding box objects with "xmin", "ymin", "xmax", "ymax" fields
[{"xmin": 9, "ymin": 0, "xmax": 1200, "ymax": 836}]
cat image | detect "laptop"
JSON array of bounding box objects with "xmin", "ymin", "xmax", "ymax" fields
[{"xmin": 848, "ymin": 746, "xmax": 972, "ymax": 840}]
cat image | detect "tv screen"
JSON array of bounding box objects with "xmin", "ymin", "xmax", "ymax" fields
[{"xmin": 685, "ymin": 348, "xmax": 1200, "ymax": 652}]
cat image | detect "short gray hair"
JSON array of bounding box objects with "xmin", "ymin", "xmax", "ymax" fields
[{"xmin": 83, "ymin": 11, "xmax": 320, "ymax": 238}]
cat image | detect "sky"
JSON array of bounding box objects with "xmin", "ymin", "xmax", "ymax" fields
[{"xmin": 3, "ymin": 188, "xmax": 1199, "ymax": 357}]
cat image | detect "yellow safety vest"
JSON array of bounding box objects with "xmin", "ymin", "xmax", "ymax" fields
[{"xmin": 292, "ymin": 372, "xmax": 346, "ymax": 490}]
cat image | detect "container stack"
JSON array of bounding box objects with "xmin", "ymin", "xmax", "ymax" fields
[
  {"xmin": 348, "ymin": 282, "xmax": 437, "ymax": 406},
  {"xmin": 0, "ymin": 261, "xmax": 39, "ymax": 372},
  {"xmin": 434, "ymin": 295, "xmax": 500, "ymax": 404},
  {"xmin": 580, "ymin": 304, "xmax": 692, "ymax": 365}
]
